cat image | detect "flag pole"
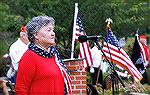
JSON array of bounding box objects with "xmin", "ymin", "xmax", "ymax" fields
[
  {"xmin": 104, "ymin": 18, "xmax": 125, "ymax": 95},
  {"xmin": 135, "ymin": 28, "xmax": 139, "ymax": 40},
  {"xmin": 71, "ymin": 3, "xmax": 78, "ymax": 59}
]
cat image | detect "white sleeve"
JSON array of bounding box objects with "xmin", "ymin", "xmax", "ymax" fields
[
  {"xmin": 91, "ymin": 47, "xmax": 102, "ymax": 67},
  {"xmin": 9, "ymin": 47, "xmax": 26, "ymax": 70}
]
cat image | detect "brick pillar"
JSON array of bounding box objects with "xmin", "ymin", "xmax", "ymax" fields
[{"xmin": 64, "ymin": 59, "xmax": 87, "ymax": 95}]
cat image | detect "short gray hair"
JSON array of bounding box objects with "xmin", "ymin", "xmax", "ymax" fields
[{"xmin": 26, "ymin": 16, "xmax": 55, "ymax": 42}]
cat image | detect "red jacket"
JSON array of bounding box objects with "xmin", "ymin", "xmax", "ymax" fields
[{"xmin": 15, "ymin": 49, "xmax": 64, "ymax": 95}]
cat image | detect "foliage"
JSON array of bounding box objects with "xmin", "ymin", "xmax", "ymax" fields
[
  {"xmin": 0, "ymin": 41, "xmax": 9, "ymax": 57},
  {"xmin": 0, "ymin": 1, "xmax": 150, "ymax": 94},
  {"xmin": 0, "ymin": 0, "xmax": 150, "ymax": 58},
  {"xmin": 0, "ymin": 57, "xmax": 11, "ymax": 77}
]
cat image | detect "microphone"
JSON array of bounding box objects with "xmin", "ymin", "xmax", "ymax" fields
[{"xmin": 78, "ymin": 35, "xmax": 103, "ymax": 43}]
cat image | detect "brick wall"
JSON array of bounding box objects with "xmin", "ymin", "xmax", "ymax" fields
[{"xmin": 64, "ymin": 58, "xmax": 87, "ymax": 95}]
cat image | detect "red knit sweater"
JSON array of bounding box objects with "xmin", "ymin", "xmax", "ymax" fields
[{"xmin": 15, "ymin": 49, "xmax": 64, "ymax": 95}]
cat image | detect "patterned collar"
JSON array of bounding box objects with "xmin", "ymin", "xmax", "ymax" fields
[
  {"xmin": 28, "ymin": 43, "xmax": 55, "ymax": 58},
  {"xmin": 28, "ymin": 43, "xmax": 67, "ymax": 71},
  {"xmin": 28, "ymin": 43, "xmax": 69, "ymax": 94}
]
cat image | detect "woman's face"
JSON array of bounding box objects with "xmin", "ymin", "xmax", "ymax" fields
[{"xmin": 35, "ymin": 23, "xmax": 55, "ymax": 47}]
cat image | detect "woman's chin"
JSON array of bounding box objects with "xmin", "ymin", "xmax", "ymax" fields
[{"xmin": 49, "ymin": 42, "xmax": 56, "ymax": 46}]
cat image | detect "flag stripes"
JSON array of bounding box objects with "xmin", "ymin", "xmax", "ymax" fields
[
  {"xmin": 103, "ymin": 42, "xmax": 143, "ymax": 82},
  {"xmin": 103, "ymin": 25, "xmax": 142, "ymax": 82},
  {"xmin": 55, "ymin": 55, "xmax": 72, "ymax": 94},
  {"xmin": 139, "ymin": 41, "xmax": 147, "ymax": 65},
  {"xmin": 73, "ymin": 6, "xmax": 93, "ymax": 69}
]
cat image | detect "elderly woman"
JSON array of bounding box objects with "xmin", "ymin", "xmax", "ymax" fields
[{"xmin": 15, "ymin": 16, "xmax": 72, "ymax": 95}]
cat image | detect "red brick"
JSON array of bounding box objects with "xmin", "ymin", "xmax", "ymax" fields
[
  {"xmin": 66, "ymin": 65, "xmax": 80, "ymax": 71},
  {"xmin": 76, "ymin": 75, "xmax": 86, "ymax": 80},
  {"xmin": 71, "ymin": 81, "xmax": 80, "ymax": 84},
  {"xmin": 74, "ymin": 61, "xmax": 81, "ymax": 65},
  {"xmin": 70, "ymin": 61, "xmax": 79, "ymax": 65},
  {"xmin": 64, "ymin": 60, "xmax": 87, "ymax": 94},
  {"xmin": 72, "ymin": 90, "xmax": 80, "ymax": 94},
  {"xmin": 81, "ymin": 89, "xmax": 87, "ymax": 93},
  {"xmin": 69, "ymin": 60, "xmax": 83, "ymax": 65},
  {"xmin": 71, "ymin": 72, "xmax": 86, "ymax": 76},
  {"xmin": 71, "ymin": 85, "xmax": 75, "ymax": 89},
  {"xmin": 70, "ymin": 72, "xmax": 82, "ymax": 75},
  {"xmin": 70, "ymin": 76, "xmax": 75, "ymax": 80},
  {"xmin": 82, "ymin": 81, "xmax": 86, "ymax": 84},
  {"xmin": 81, "ymin": 72, "xmax": 86, "ymax": 75},
  {"xmin": 64, "ymin": 62, "xmax": 70, "ymax": 66},
  {"xmin": 76, "ymin": 85, "xmax": 87, "ymax": 89}
]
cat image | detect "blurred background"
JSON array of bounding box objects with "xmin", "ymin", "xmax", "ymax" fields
[
  {"xmin": 0, "ymin": 0, "xmax": 150, "ymax": 58},
  {"xmin": 0, "ymin": 0, "xmax": 150, "ymax": 94}
]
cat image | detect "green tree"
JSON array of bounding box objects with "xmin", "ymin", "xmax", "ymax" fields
[{"xmin": 0, "ymin": 0, "xmax": 149, "ymax": 58}]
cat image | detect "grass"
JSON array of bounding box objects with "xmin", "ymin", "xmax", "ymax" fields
[{"xmin": 96, "ymin": 83, "xmax": 150, "ymax": 95}]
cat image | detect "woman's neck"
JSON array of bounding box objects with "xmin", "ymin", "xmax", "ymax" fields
[{"xmin": 35, "ymin": 43, "xmax": 50, "ymax": 52}]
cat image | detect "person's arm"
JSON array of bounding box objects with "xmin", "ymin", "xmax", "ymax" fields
[
  {"xmin": 0, "ymin": 80, "xmax": 9, "ymax": 95},
  {"xmin": 2, "ymin": 81, "xmax": 9, "ymax": 95},
  {"xmin": 9, "ymin": 44, "xmax": 27, "ymax": 71},
  {"xmin": 15, "ymin": 52, "xmax": 36, "ymax": 95}
]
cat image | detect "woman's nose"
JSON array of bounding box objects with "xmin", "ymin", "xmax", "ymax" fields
[{"xmin": 51, "ymin": 31, "xmax": 55, "ymax": 36}]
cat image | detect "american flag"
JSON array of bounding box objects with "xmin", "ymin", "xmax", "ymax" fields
[
  {"xmin": 52, "ymin": 47, "xmax": 72, "ymax": 94},
  {"xmin": 72, "ymin": 6, "xmax": 93, "ymax": 70},
  {"xmin": 106, "ymin": 28, "xmax": 120, "ymax": 49},
  {"xmin": 102, "ymin": 28, "xmax": 143, "ymax": 82}
]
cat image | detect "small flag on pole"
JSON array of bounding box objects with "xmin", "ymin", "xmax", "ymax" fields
[
  {"xmin": 131, "ymin": 33, "xmax": 149, "ymax": 83},
  {"xmin": 71, "ymin": 3, "xmax": 93, "ymax": 70}
]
